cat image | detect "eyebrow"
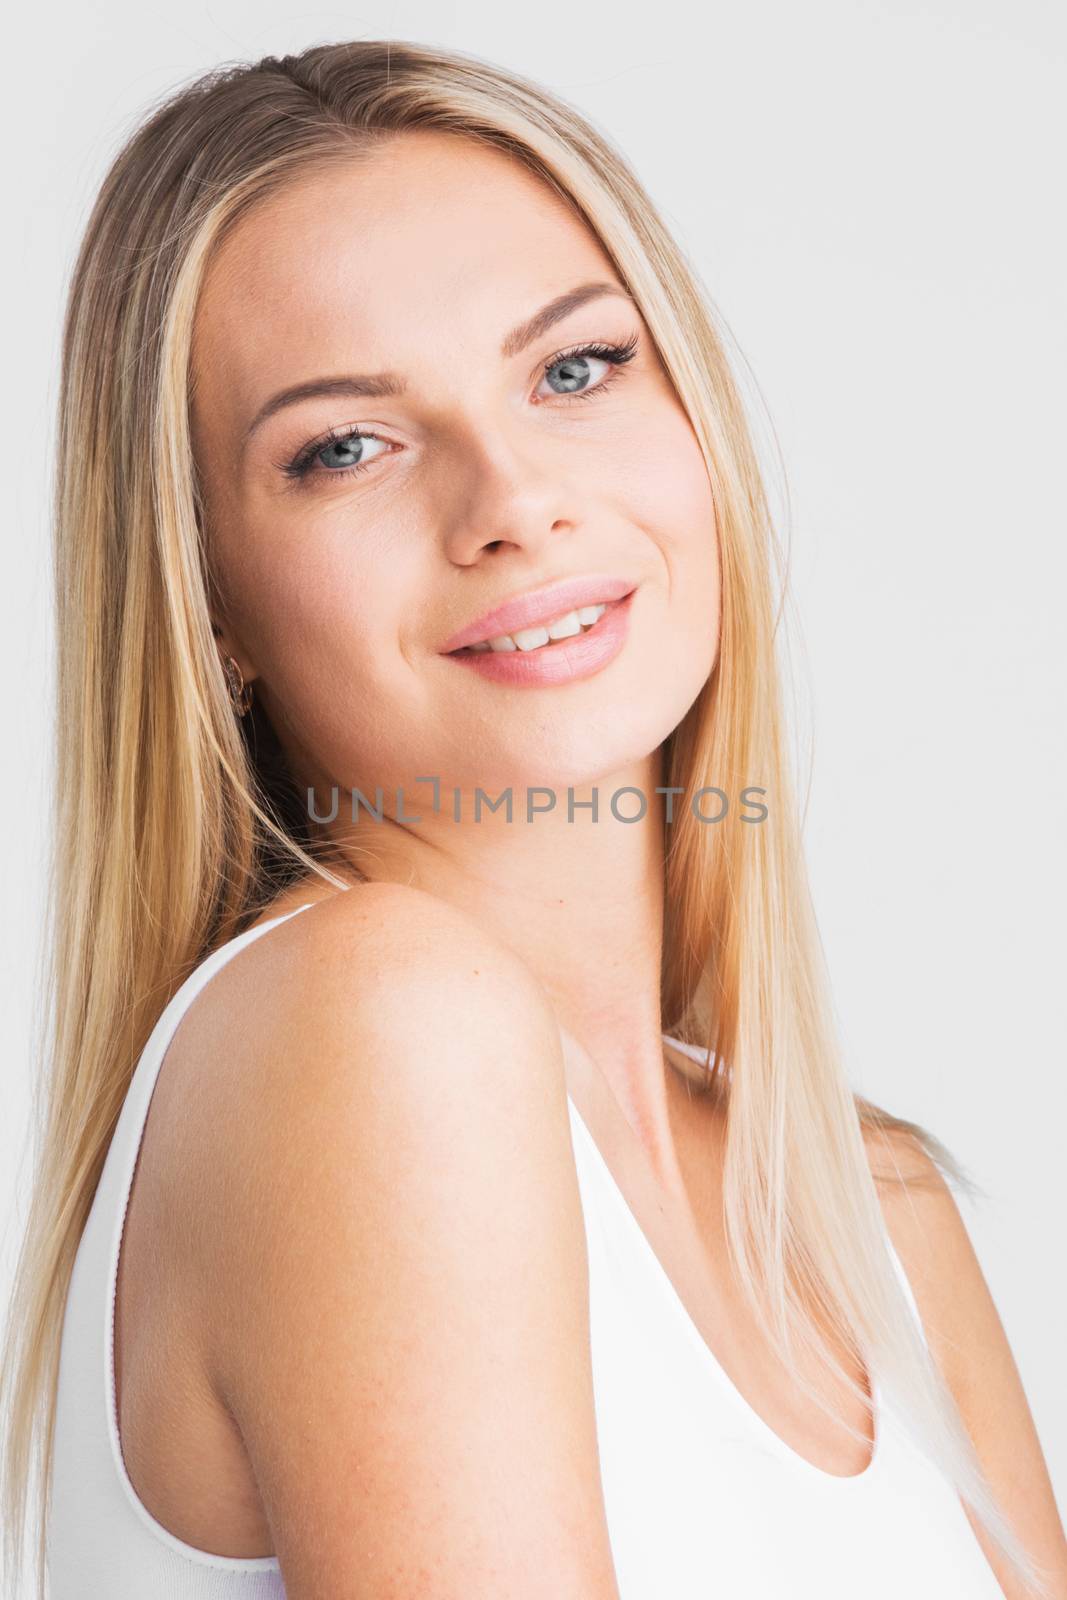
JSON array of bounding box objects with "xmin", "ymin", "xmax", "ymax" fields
[{"xmin": 241, "ymin": 280, "xmax": 634, "ymax": 448}]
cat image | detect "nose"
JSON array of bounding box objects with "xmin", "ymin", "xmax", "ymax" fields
[{"xmin": 436, "ymin": 421, "xmax": 581, "ymax": 567}]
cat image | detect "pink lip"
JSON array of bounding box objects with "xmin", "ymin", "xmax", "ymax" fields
[
  {"xmin": 443, "ymin": 587, "xmax": 636, "ymax": 687},
  {"xmin": 438, "ymin": 574, "xmax": 637, "ymax": 654}
]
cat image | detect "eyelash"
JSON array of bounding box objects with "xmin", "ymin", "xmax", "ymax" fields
[{"xmin": 278, "ymin": 333, "xmax": 641, "ymax": 485}]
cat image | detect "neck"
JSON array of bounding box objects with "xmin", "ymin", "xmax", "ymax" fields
[{"xmin": 316, "ymin": 748, "xmax": 677, "ymax": 1157}]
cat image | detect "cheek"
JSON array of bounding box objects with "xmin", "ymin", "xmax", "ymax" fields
[
  {"xmin": 615, "ymin": 406, "xmax": 720, "ymax": 685},
  {"xmin": 223, "ymin": 523, "xmax": 416, "ymax": 722},
  {"xmin": 615, "ymin": 405, "xmax": 719, "ymax": 588}
]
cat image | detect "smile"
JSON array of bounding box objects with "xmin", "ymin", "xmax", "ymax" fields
[
  {"xmin": 451, "ymin": 602, "xmax": 610, "ymax": 655},
  {"xmin": 444, "ymin": 591, "xmax": 635, "ymax": 688}
]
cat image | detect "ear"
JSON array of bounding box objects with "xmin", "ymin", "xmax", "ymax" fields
[{"xmin": 210, "ymin": 615, "xmax": 259, "ymax": 687}]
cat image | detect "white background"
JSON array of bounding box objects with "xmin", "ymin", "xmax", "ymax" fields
[{"xmin": 2, "ymin": 0, "xmax": 1064, "ymax": 1583}]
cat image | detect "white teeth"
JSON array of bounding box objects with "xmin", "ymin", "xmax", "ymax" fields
[
  {"xmin": 546, "ymin": 610, "xmax": 582, "ymax": 640},
  {"xmin": 513, "ymin": 625, "xmax": 551, "ymax": 651},
  {"xmin": 470, "ymin": 600, "xmax": 611, "ymax": 655}
]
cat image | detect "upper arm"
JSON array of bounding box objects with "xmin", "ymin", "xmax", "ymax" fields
[
  {"xmin": 191, "ymin": 884, "xmax": 619, "ymax": 1600},
  {"xmin": 870, "ymin": 1130, "xmax": 1067, "ymax": 1598}
]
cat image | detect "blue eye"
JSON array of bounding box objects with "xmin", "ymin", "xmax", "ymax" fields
[
  {"xmin": 280, "ymin": 331, "xmax": 640, "ymax": 486},
  {"xmin": 537, "ymin": 335, "xmax": 640, "ymax": 401},
  {"xmin": 282, "ymin": 428, "xmax": 389, "ymax": 482}
]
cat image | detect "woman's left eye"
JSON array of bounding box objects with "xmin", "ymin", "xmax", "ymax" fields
[{"xmin": 537, "ymin": 335, "xmax": 640, "ymax": 403}]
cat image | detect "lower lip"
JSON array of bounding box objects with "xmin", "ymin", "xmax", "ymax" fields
[{"xmin": 442, "ymin": 590, "xmax": 636, "ymax": 686}]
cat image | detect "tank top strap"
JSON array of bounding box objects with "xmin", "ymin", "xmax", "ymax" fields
[{"xmin": 49, "ymin": 903, "xmax": 317, "ymax": 1592}]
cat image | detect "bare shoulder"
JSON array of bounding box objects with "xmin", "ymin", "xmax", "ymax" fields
[
  {"xmin": 171, "ymin": 883, "xmax": 619, "ymax": 1598},
  {"xmin": 226, "ymin": 878, "xmax": 553, "ymax": 1033},
  {"xmin": 170, "ymin": 882, "xmax": 561, "ymax": 1141},
  {"xmin": 863, "ymin": 1120, "xmax": 1067, "ymax": 1597}
]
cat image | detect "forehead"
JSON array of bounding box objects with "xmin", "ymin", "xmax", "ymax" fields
[{"xmin": 192, "ymin": 132, "xmax": 617, "ymax": 398}]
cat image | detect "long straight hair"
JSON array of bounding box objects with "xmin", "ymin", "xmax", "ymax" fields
[{"xmin": 1, "ymin": 38, "xmax": 1043, "ymax": 1597}]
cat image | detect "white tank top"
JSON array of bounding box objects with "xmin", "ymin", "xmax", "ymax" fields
[{"xmin": 48, "ymin": 903, "xmax": 1004, "ymax": 1598}]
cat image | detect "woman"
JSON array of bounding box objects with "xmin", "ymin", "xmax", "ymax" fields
[{"xmin": 1, "ymin": 38, "xmax": 1063, "ymax": 1600}]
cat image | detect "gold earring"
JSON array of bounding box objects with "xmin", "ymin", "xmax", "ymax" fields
[{"xmin": 222, "ymin": 654, "xmax": 254, "ymax": 716}]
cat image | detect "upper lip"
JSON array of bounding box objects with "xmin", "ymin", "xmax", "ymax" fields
[{"xmin": 439, "ymin": 575, "xmax": 637, "ymax": 653}]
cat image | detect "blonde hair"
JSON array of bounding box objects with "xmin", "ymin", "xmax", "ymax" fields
[{"xmin": 0, "ymin": 38, "xmax": 1044, "ymax": 1598}]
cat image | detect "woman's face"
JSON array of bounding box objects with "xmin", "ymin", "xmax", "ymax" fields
[{"xmin": 191, "ymin": 130, "xmax": 719, "ymax": 799}]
